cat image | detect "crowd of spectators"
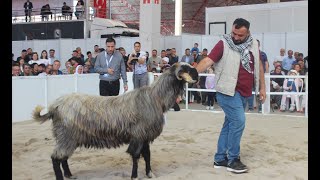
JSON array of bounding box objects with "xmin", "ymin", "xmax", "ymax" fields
[{"xmin": 12, "ymin": 41, "xmax": 308, "ymax": 114}]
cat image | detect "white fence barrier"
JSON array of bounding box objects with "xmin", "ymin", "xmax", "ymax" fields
[{"xmin": 12, "ymin": 73, "xmax": 308, "ymax": 122}]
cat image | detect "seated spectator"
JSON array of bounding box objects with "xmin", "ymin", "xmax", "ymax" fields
[
  {"xmin": 61, "ymin": 60, "xmax": 72, "ymax": 74},
  {"xmin": 84, "ymin": 61, "xmax": 95, "ymax": 73},
  {"xmin": 37, "ymin": 63, "xmax": 46, "ymax": 74},
  {"xmin": 180, "ymin": 48, "xmax": 194, "ymax": 65},
  {"xmin": 39, "ymin": 65, "xmax": 53, "ymax": 76},
  {"xmin": 40, "ymin": 4, "xmax": 52, "ymax": 21},
  {"xmin": 280, "ymin": 70, "xmax": 303, "ymax": 112},
  {"xmin": 18, "ymin": 59, "xmax": 25, "ymax": 73},
  {"xmin": 12, "ymin": 63, "xmax": 21, "ymax": 76},
  {"xmin": 30, "ymin": 63, "xmax": 39, "ymax": 75},
  {"xmin": 51, "ymin": 60, "xmax": 63, "ymax": 75},
  {"xmin": 160, "ymin": 57, "xmax": 171, "ymax": 72},
  {"xmin": 83, "ymin": 65, "xmax": 90, "ymax": 74},
  {"xmin": 61, "ymin": 2, "xmax": 72, "ymax": 20},
  {"xmin": 270, "ymin": 65, "xmax": 285, "ymax": 109},
  {"xmin": 191, "ymin": 43, "xmax": 199, "ymax": 55},
  {"xmin": 21, "ymin": 64, "xmax": 33, "ymax": 76},
  {"xmin": 74, "ymin": 65, "xmax": 83, "ymax": 74}
]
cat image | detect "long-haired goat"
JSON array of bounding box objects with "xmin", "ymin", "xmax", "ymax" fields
[{"xmin": 33, "ymin": 62, "xmax": 198, "ymax": 180}]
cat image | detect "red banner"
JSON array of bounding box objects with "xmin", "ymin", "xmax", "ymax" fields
[
  {"xmin": 94, "ymin": 0, "xmax": 107, "ymax": 18},
  {"xmin": 143, "ymin": 0, "xmax": 151, "ymax": 4},
  {"xmin": 154, "ymin": 0, "xmax": 160, "ymax": 4}
]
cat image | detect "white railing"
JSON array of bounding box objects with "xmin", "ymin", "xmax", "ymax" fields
[{"xmin": 12, "ymin": 72, "xmax": 308, "ymax": 122}]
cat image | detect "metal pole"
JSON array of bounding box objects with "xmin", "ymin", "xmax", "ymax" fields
[{"xmin": 109, "ymin": 0, "xmax": 111, "ymax": 19}]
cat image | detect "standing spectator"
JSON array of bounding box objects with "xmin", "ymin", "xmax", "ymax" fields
[
  {"xmin": 48, "ymin": 49, "xmax": 57, "ymax": 65},
  {"xmin": 282, "ymin": 50, "xmax": 295, "ymax": 75},
  {"xmin": 24, "ymin": 0, "xmax": 33, "ymax": 22},
  {"xmin": 257, "ymin": 39, "xmax": 269, "ymax": 113},
  {"xmin": 127, "ymin": 41, "xmax": 148, "ymax": 89},
  {"xmin": 51, "ymin": 60, "xmax": 63, "ymax": 75},
  {"xmin": 273, "ymin": 48, "xmax": 286, "ymax": 69},
  {"xmin": 180, "ymin": 48, "xmax": 194, "ymax": 65},
  {"xmin": 62, "ymin": 2, "xmax": 72, "ymax": 20},
  {"xmin": 205, "ymin": 66, "xmax": 216, "ymax": 110},
  {"xmin": 191, "ymin": 43, "xmax": 200, "ymax": 55},
  {"xmin": 95, "ymin": 37, "xmax": 128, "ymax": 96},
  {"xmin": 118, "ymin": 47, "xmax": 130, "ymax": 72},
  {"xmin": 195, "ymin": 18, "xmax": 266, "ymax": 173},
  {"xmin": 147, "ymin": 49, "xmax": 162, "ymax": 72},
  {"xmin": 75, "ymin": 1, "xmax": 84, "ymax": 19},
  {"xmin": 92, "ymin": 45, "xmax": 100, "ymax": 58}
]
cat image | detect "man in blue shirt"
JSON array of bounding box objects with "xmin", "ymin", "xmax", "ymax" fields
[{"xmin": 282, "ymin": 50, "xmax": 295, "ymax": 75}]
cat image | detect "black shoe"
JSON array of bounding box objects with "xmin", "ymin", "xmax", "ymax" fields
[
  {"xmin": 227, "ymin": 158, "xmax": 248, "ymax": 173},
  {"xmin": 213, "ymin": 157, "xmax": 228, "ymax": 168}
]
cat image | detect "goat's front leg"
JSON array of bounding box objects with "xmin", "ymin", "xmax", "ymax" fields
[
  {"xmin": 127, "ymin": 140, "xmax": 144, "ymax": 180},
  {"xmin": 142, "ymin": 142, "xmax": 155, "ymax": 178}
]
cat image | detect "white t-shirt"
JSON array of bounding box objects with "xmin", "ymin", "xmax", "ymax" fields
[
  {"xmin": 272, "ymin": 55, "xmax": 285, "ymax": 68},
  {"xmin": 29, "ymin": 59, "xmax": 50, "ymax": 66}
]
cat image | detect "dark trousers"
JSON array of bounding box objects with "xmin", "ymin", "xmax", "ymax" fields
[
  {"xmin": 99, "ymin": 80, "xmax": 120, "ymax": 96},
  {"xmin": 207, "ymin": 92, "xmax": 216, "ymax": 106}
]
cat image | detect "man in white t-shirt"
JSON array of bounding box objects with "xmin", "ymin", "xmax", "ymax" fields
[{"xmin": 272, "ymin": 48, "xmax": 286, "ymax": 69}]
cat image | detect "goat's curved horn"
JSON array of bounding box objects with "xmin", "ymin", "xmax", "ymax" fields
[{"xmin": 175, "ymin": 64, "xmax": 183, "ymax": 80}]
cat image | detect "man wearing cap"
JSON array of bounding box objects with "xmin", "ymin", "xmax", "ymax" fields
[{"xmin": 95, "ymin": 37, "xmax": 128, "ymax": 96}]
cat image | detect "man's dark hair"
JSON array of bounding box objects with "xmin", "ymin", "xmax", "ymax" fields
[
  {"xmin": 94, "ymin": 45, "xmax": 99, "ymax": 47},
  {"xmin": 87, "ymin": 51, "xmax": 91, "ymax": 55},
  {"xmin": 233, "ymin": 18, "xmax": 250, "ymax": 30},
  {"xmin": 166, "ymin": 48, "xmax": 171, "ymax": 51},
  {"xmin": 298, "ymin": 53, "xmax": 304, "ymax": 57},
  {"xmin": 49, "ymin": 49, "xmax": 55, "ymax": 52},
  {"xmin": 22, "ymin": 49, "xmax": 27, "ymax": 52},
  {"xmin": 152, "ymin": 49, "xmax": 157, "ymax": 53},
  {"xmin": 73, "ymin": 50, "xmax": 78, "ymax": 53},
  {"xmin": 106, "ymin": 37, "xmax": 116, "ymax": 44},
  {"xmin": 161, "ymin": 50, "xmax": 166, "ymax": 53},
  {"xmin": 203, "ymin": 48, "xmax": 208, "ymax": 51},
  {"xmin": 39, "ymin": 63, "xmax": 46, "ymax": 68},
  {"xmin": 30, "ymin": 63, "xmax": 38, "ymax": 68},
  {"xmin": 185, "ymin": 48, "xmax": 190, "ymax": 51},
  {"xmin": 134, "ymin": 42, "xmax": 141, "ymax": 46}
]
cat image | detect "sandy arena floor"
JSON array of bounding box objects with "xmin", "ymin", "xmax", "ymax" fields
[{"xmin": 13, "ymin": 110, "xmax": 307, "ymax": 180}]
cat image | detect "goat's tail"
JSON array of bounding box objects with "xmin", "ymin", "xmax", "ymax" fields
[{"xmin": 32, "ymin": 105, "xmax": 52, "ymax": 124}]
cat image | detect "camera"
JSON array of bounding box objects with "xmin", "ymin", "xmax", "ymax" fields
[{"xmin": 130, "ymin": 53, "xmax": 140, "ymax": 64}]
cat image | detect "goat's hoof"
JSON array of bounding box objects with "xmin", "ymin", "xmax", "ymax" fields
[
  {"xmin": 147, "ymin": 171, "xmax": 156, "ymax": 178},
  {"xmin": 65, "ymin": 175, "xmax": 77, "ymax": 179}
]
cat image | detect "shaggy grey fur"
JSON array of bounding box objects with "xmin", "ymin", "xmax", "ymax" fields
[{"xmin": 33, "ymin": 62, "xmax": 198, "ymax": 179}]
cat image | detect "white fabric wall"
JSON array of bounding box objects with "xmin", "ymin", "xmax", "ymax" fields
[
  {"xmin": 205, "ymin": 1, "xmax": 308, "ymax": 35},
  {"xmin": 12, "ymin": 73, "xmax": 144, "ymax": 122}
]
